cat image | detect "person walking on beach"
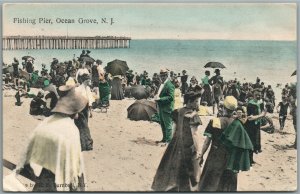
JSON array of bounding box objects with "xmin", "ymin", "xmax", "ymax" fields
[
  {"xmin": 155, "ymin": 68, "xmax": 175, "ymax": 145},
  {"xmin": 74, "ymin": 73, "xmax": 94, "ymax": 151},
  {"xmin": 276, "ymin": 96, "xmax": 290, "ymax": 131},
  {"xmin": 17, "ymin": 85, "xmax": 87, "ymax": 191},
  {"xmin": 180, "ymin": 70, "xmax": 188, "ymax": 96},
  {"xmin": 244, "ymin": 90, "xmax": 266, "ymax": 165},
  {"xmin": 198, "ymin": 96, "xmax": 253, "ymax": 192},
  {"xmin": 12, "ymin": 57, "xmax": 19, "ymax": 87},
  {"xmin": 152, "ymin": 91, "xmax": 202, "ymax": 191},
  {"xmin": 208, "ymin": 69, "xmax": 224, "ymax": 114}
]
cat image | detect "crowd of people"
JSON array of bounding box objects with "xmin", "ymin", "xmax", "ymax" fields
[{"xmin": 2, "ymin": 52, "xmax": 297, "ymax": 191}]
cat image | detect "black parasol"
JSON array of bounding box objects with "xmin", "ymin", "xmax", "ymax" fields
[
  {"xmin": 79, "ymin": 56, "xmax": 95, "ymax": 63},
  {"xmin": 22, "ymin": 56, "xmax": 35, "ymax": 61},
  {"xmin": 130, "ymin": 85, "xmax": 149, "ymax": 100},
  {"xmin": 105, "ymin": 59, "xmax": 129, "ymax": 76},
  {"xmin": 204, "ymin": 62, "xmax": 226, "ymax": 68},
  {"xmin": 127, "ymin": 99, "xmax": 157, "ymax": 121}
]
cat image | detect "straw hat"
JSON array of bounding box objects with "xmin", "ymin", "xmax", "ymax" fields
[
  {"xmin": 223, "ymin": 96, "xmax": 238, "ymax": 111},
  {"xmin": 52, "ymin": 85, "xmax": 88, "ymax": 115},
  {"xmin": 160, "ymin": 68, "xmax": 169, "ymax": 75}
]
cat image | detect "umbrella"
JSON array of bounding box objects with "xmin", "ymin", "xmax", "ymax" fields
[
  {"xmin": 204, "ymin": 62, "xmax": 226, "ymax": 68},
  {"xmin": 130, "ymin": 85, "xmax": 149, "ymax": 100},
  {"xmin": 127, "ymin": 99, "xmax": 157, "ymax": 121},
  {"xmin": 22, "ymin": 56, "xmax": 34, "ymax": 61},
  {"xmin": 105, "ymin": 59, "xmax": 129, "ymax": 76},
  {"xmin": 79, "ymin": 56, "xmax": 95, "ymax": 63},
  {"xmin": 291, "ymin": 70, "xmax": 296, "ymax": 76}
]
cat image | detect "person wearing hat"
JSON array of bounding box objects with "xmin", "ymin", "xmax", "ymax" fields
[
  {"xmin": 16, "ymin": 85, "xmax": 87, "ymax": 191},
  {"xmin": 208, "ymin": 68, "xmax": 224, "ymax": 114},
  {"xmin": 80, "ymin": 50, "xmax": 86, "ymax": 58},
  {"xmin": 97, "ymin": 60, "xmax": 110, "ymax": 107},
  {"xmin": 74, "ymin": 73, "xmax": 94, "ymax": 151},
  {"xmin": 155, "ymin": 68, "xmax": 175, "ymax": 145},
  {"xmin": 25, "ymin": 57, "xmax": 34, "ymax": 74},
  {"xmin": 244, "ymin": 89, "xmax": 266, "ymax": 165},
  {"xmin": 126, "ymin": 69, "xmax": 134, "ymax": 86},
  {"xmin": 180, "ymin": 70, "xmax": 188, "ymax": 96},
  {"xmin": 152, "ymin": 91, "xmax": 202, "ymax": 191},
  {"xmin": 12, "ymin": 57, "xmax": 19, "ymax": 86},
  {"xmin": 198, "ymin": 96, "xmax": 253, "ymax": 191}
]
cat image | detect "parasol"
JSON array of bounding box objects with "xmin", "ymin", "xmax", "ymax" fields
[
  {"xmin": 105, "ymin": 59, "xmax": 129, "ymax": 76},
  {"xmin": 127, "ymin": 99, "xmax": 157, "ymax": 121},
  {"xmin": 204, "ymin": 62, "xmax": 226, "ymax": 68}
]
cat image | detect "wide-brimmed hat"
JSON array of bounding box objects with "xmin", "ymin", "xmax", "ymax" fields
[
  {"xmin": 223, "ymin": 96, "xmax": 238, "ymax": 111},
  {"xmin": 52, "ymin": 85, "xmax": 88, "ymax": 115},
  {"xmin": 160, "ymin": 68, "xmax": 169, "ymax": 75}
]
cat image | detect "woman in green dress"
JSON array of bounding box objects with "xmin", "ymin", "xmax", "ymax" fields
[{"xmin": 198, "ymin": 96, "xmax": 253, "ymax": 192}]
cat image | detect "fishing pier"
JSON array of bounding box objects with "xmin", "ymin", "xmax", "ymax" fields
[{"xmin": 2, "ymin": 36, "xmax": 131, "ymax": 50}]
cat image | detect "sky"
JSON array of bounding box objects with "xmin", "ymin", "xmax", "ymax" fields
[{"xmin": 2, "ymin": 3, "xmax": 297, "ymax": 40}]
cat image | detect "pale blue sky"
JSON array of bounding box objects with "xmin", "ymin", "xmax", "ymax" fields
[{"xmin": 3, "ymin": 3, "xmax": 297, "ymax": 40}]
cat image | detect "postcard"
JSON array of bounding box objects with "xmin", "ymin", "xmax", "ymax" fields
[{"xmin": 2, "ymin": 2, "xmax": 297, "ymax": 192}]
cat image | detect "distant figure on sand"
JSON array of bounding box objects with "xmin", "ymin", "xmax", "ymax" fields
[
  {"xmin": 244, "ymin": 90, "xmax": 266, "ymax": 165},
  {"xmin": 208, "ymin": 69, "xmax": 224, "ymax": 114},
  {"xmin": 201, "ymin": 70, "xmax": 212, "ymax": 106},
  {"xmin": 276, "ymin": 96, "xmax": 290, "ymax": 131},
  {"xmin": 152, "ymin": 91, "xmax": 202, "ymax": 191},
  {"xmin": 111, "ymin": 75, "xmax": 124, "ymax": 100},
  {"xmin": 180, "ymin": 70, "xmax": 188, "ymax": 95},
  {"xmin": 155, "ymin": 68, "xmax": 175, "ymax": 145}
]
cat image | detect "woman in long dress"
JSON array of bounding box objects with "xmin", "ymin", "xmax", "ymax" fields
[
  {"xmin": 198, "ymin": 96, "xmax": 253, "ymax": 192},
  {"xmin": 110, "ymin": 75, "xmax": 124, "ymax": 100},
  {"xmin": 201, "ymin": 70, "xmax": 212, "ymax": 106},
  {"xmin": 152, "ymin": 91, "xmax": 202, "ymax": 191}
]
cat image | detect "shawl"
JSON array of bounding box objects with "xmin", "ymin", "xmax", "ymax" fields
[
  {"xmin": 19, "ymin": 114, "xmax": 85, "ymax": 191},
  {"xmin": 220, "ymin": 119, "xmax": 253, "ymax": 172}
]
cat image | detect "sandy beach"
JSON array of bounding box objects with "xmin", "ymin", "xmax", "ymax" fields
[{"xmin": 2, "ymin": 88, "xmax": 297, "ymax": 192}]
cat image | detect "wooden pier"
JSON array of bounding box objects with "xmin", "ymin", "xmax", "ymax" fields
[{"xmin": 2, "ymin": 36, "xmax": 131, "ymax": 50}]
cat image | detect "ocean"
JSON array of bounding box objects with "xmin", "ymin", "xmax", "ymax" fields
[{"xmin": 2, "ymin": 39, "xmax": 297, "ymax": 100}]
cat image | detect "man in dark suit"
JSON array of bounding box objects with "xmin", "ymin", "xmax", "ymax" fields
[{"xmin": 155, "ymin": 68, "xmax": 175, "ymax": 145}]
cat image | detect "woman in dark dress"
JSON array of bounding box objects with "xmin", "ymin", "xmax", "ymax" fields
[
  {"xmin": 201, "ymin": 70, "xmax": 212, "ymax": 106},
  {"xmin": 198, "ymin": 96, "xmax": 252, "ymax": 192},
  {"xmin": 244, "ymin": 90, "xmax": 266, "ymax": 165},
  {"xmin": 111, "ymin": 75, "xmax": 124, "ymax": 100},
  {"xmin": 152, "ymin": 91, "xmax": 202, "ymax": 191}
]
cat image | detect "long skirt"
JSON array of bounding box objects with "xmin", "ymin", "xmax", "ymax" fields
[
  {"xmin": 111, "ymin": 77, "xmax": 124, "ymax": 100},
  {"xmin": 74, "ymin": 106, "xmax": 93, "ymax": 151},
  {"xmin": 98, "ymin": 81, "xmax": 110, "ymax": 105},
  {"xmin": 201, "ymin": 84, "xmax": 212, "ymax": 106}
]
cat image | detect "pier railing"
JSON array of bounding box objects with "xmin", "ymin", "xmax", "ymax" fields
[{"xmin": 2, "ymin": 36, "xmax": 131, "ymax": 50}]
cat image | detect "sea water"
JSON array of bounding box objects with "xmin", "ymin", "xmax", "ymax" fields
[{"xmin": 2, "ymin": 39, "xmax": 297, "ymax": 100}]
